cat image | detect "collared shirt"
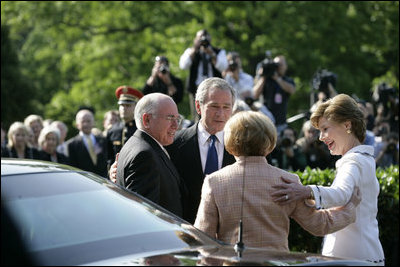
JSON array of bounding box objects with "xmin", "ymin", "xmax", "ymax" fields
[
  {"xmin": 197, "ymin": 122, "xmax": 224, "ymax": 173},
  {"xmin": 309, "ymin": 145, "xmax": 384, "ymax": 263},
  {"xmin": 138, "ymin": 129, "xmax": 170, "ymax": 159}
]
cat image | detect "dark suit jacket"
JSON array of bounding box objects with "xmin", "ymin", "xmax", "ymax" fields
[
  {"xmin": 166, "ymin": 122, "xmax": 236, "ymax": 223},
  {"xmin": 66, "ymin": 134, "xmax": 108, "ymax": 177},
  {"xmin": 116, "ymin": 130, "xmax": 184, "ymax": 217},
  {"xmin": 38, "ymin": 150, "xmax": 70, "ymax": 165}
]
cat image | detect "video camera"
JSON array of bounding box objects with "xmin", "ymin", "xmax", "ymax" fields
[
  {"xmin": 375, "ymin": 82, "xmax": 396, "ymax": 105},
  {"xmin": 260, "ymin": 51, "xmax": 278, "ymax": 78},
  {"xmin": 312, "ymin": 69, "xmax": 337, "ymax": 97}
]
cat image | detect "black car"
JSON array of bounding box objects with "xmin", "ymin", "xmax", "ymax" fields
[{"xmin": 1, "ymin": 158, "xmax": 374, "ymax": 266}]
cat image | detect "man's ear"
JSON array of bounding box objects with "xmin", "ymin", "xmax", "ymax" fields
[
  {"xmin": 195, "ymin": 101, "xmax": 201, "ymax": 116},
  {"xmin": 142, "ymin": 113, "xmax": 151, "ymax": 129}
]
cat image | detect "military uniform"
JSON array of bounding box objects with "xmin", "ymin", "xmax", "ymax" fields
[
  {"xmin": 106, "ymin": 85, "xmax": 143, "ymax": 166},
  {"xmin": 107, "ymin": 120, "xmax": 136, "ymax": 163}
]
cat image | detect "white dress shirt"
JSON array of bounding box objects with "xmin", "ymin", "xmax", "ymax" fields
[
  {"xmin": 197, "ymin": 122, "xmax": 224, "ymax": 173},
  {"xmin": 179, "ymin": 48, "xmax": 228, "ymax": 87},
  {"xmin": 309, "ymin": 145, "xmax": 384, "ymax": 264}
]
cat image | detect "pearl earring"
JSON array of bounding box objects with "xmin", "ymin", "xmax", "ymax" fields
[{"xmin": 347, "ymin": 129, "xmax": 352, "ymax": 134}]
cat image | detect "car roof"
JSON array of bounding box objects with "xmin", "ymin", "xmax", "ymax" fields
[{"xmin": 1, "ymin": 158, "xmax": 82, "ymax": 176}]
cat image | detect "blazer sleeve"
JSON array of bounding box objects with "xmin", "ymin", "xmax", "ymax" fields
[
  {"xmin": 290, "ymin": 197, "xmax": 357, "ymax": 237},
  {"xmin": 124, "ymin": 149, "xmax": 160, "ymax": 204},
  {"xmin": 194, "ymin": 176, "xmax": 219, "ymax": 239}
]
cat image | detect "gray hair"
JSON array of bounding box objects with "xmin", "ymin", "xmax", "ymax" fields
[
  {"xmin": 24, "ymin": 114, "xmax": 43, "ymax": 128},
  {"xmin": 195, "ymin": 77, "xmax": 236, "ymax": 105},
  {"xmin": 38, "ymin": 125, "xmax": 61, "ymax": 148},
  {"xmin": 134, "ymin": 93, "xmax": 169, "ymax": 129}
]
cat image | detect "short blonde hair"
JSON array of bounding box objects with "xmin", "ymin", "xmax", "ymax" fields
[
  {"xmin": 224, "ymin": 111, "xmax": 277, "ymax": 156},
  {"xmin": 310, "ymin": 94, "xmax": 366, "ymax": 143},
  {"xmin": 7, "ymin": 122, "xmax": 30, "ymax": 148}
]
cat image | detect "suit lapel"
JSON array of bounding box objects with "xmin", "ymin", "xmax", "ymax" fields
[{"xmin": 139, "ymin": 131, "xmax": 181, "ymax": 182}]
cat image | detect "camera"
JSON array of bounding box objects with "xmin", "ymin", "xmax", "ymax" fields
[
  {"xmin": 312, "ymin": 69, "xmax": 337, "ymax": 98},
  {"xmin": 200, "ymin": 35, "xmax": 210, "ymax": 47},
  {"xmin": 260, "ymin": 51, "xmax": 278, "ymax": 78},
  {"xmin": 228, "ymin": 60, "xmax": 238, "ymax": 71},
  {"xmin": 376, "ymin": 83, "xmax": 396, "ymax": 104},
  {"xmin": 159, "ymin": 64, "xmax": 169, "ymax": 74},
  {"xmin": 261, "ymin": 59, "xmax": 278, "ymax": 78},
  {"xmin": 280, "ymin": 137, "xmax": 293, "ymax": 148}
]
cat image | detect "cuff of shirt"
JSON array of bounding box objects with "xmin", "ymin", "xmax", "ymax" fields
[{"xmin": 309, "ymin": 185, "xmax": 322, "ymax": 210}]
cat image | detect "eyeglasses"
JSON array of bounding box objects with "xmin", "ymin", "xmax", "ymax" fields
[{"xmin": 151, "ymin": 114, "xmax": 183, "ymax": 125}]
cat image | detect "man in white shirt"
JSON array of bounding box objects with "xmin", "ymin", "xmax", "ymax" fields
[{"xmin": 179, "ymin": 29, "xmax": 228, "ymax": 121}]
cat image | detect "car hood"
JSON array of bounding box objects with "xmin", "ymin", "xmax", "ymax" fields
[{"xmin": 83, "ymin": 245, "xmax": 375, "ymax": 266}]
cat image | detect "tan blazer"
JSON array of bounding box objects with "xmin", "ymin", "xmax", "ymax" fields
[{"xmin": 194, "ymin": 156, "xmax": 356, "ymax": 251}]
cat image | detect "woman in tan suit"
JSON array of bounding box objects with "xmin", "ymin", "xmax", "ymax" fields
[{"xmin": 194, "ymin": 110, "xmax": 360, "ymax": 251}]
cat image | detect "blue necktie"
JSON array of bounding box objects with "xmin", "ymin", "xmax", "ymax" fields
[{"xmin": 204, "ymin": 135, "xmax": 218, "ymax": 175}]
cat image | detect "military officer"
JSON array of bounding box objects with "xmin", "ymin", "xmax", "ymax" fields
[{"xmin": 106, "ymin": 86, "xmax": 143, "ymax": 167}]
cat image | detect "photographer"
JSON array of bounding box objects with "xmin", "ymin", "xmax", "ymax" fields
[
  {"xmin": 253, "ymin": 54, "xmax": 295, "ymax": 135},
  {"xmin": 375, "ymin": 132, "xmax": 399, "ymax": 168},
  {"xmin": 143, "ymin": 56, "xmax": 183, "ymax": 104},
  {"xmin": 268, "ymin": 127, "xmax": 307, "ymax": 171},
  {"xmin": 179, "ymin": 29, "xmax": 228, "ymax": 120},
  {"xmin": 310, "ymin": 69, "xmax": 338, "ymax": 113},
  {"xmin": 223, "ymin": 51, "xmax": 254, "ymax": 100}
]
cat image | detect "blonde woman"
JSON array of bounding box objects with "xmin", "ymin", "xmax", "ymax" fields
[
  {"xmin": 2, "ymin": 122, "xmax": 41, "ymax": 159},
  {"xmin": 24, "ymin": 114, "xmax": 44, "ymax": 149},
  {"xmin": 194, "ymin": 111, "xmax": 360, "ymax": 251}
]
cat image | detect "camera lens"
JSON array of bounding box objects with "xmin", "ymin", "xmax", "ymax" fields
[
  {"xmin": 159, "ymin": 65, "xmax": 169, "ymax": 74},
  {"xmin": 281, "ymin": 138, "xmax": 292, "ymax": 148},
  {"xmin": 200, "ymin": 36, "xmax": 209, "ymax": 47}
]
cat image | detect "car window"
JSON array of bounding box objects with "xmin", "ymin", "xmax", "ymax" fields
[{"xmin": 1, "ymin": 172, "xmax": 207, "ymax": 265}]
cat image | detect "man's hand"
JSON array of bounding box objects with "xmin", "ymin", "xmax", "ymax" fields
[{"xmin": 109, "ymin": 153, "xmax": 118, "ymax": 183}]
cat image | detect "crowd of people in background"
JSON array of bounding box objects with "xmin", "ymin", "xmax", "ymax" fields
[
  {"xmin": 1, "ymin": 29, "xmax": 398, "ymax": 172},
  {"xmin": 1, "ymin": 28, "xmax": 398, "ymax": 264}
]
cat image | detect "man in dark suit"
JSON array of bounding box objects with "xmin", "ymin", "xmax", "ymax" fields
[
  {"xmin": 66, "ymin": 109, "xmax": 108, "ymax": 177},
  {"xmin": 166, "ymin": 77, "xmax": 236, "ymax": 223},
  {"xmin": 110, "ymin": 78, "xmax": 237, "ymax": 223},
  {"xmin": 116, "ymin": 93, "xmax": 185, "ymax": 217},
  {"xmin": 106, "ymin": 86, "xmax": 143, "ymax": 167}
]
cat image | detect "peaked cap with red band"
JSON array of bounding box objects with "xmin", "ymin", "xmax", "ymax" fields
[{"xmin": 115, "ymin": 86, "xmax": 143, "ymax": 104}]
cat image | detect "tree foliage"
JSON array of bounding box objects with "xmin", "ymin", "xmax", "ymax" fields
[{"xmin": 1, "ymin": 1, "xmax": 398, "ymax": 136}]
